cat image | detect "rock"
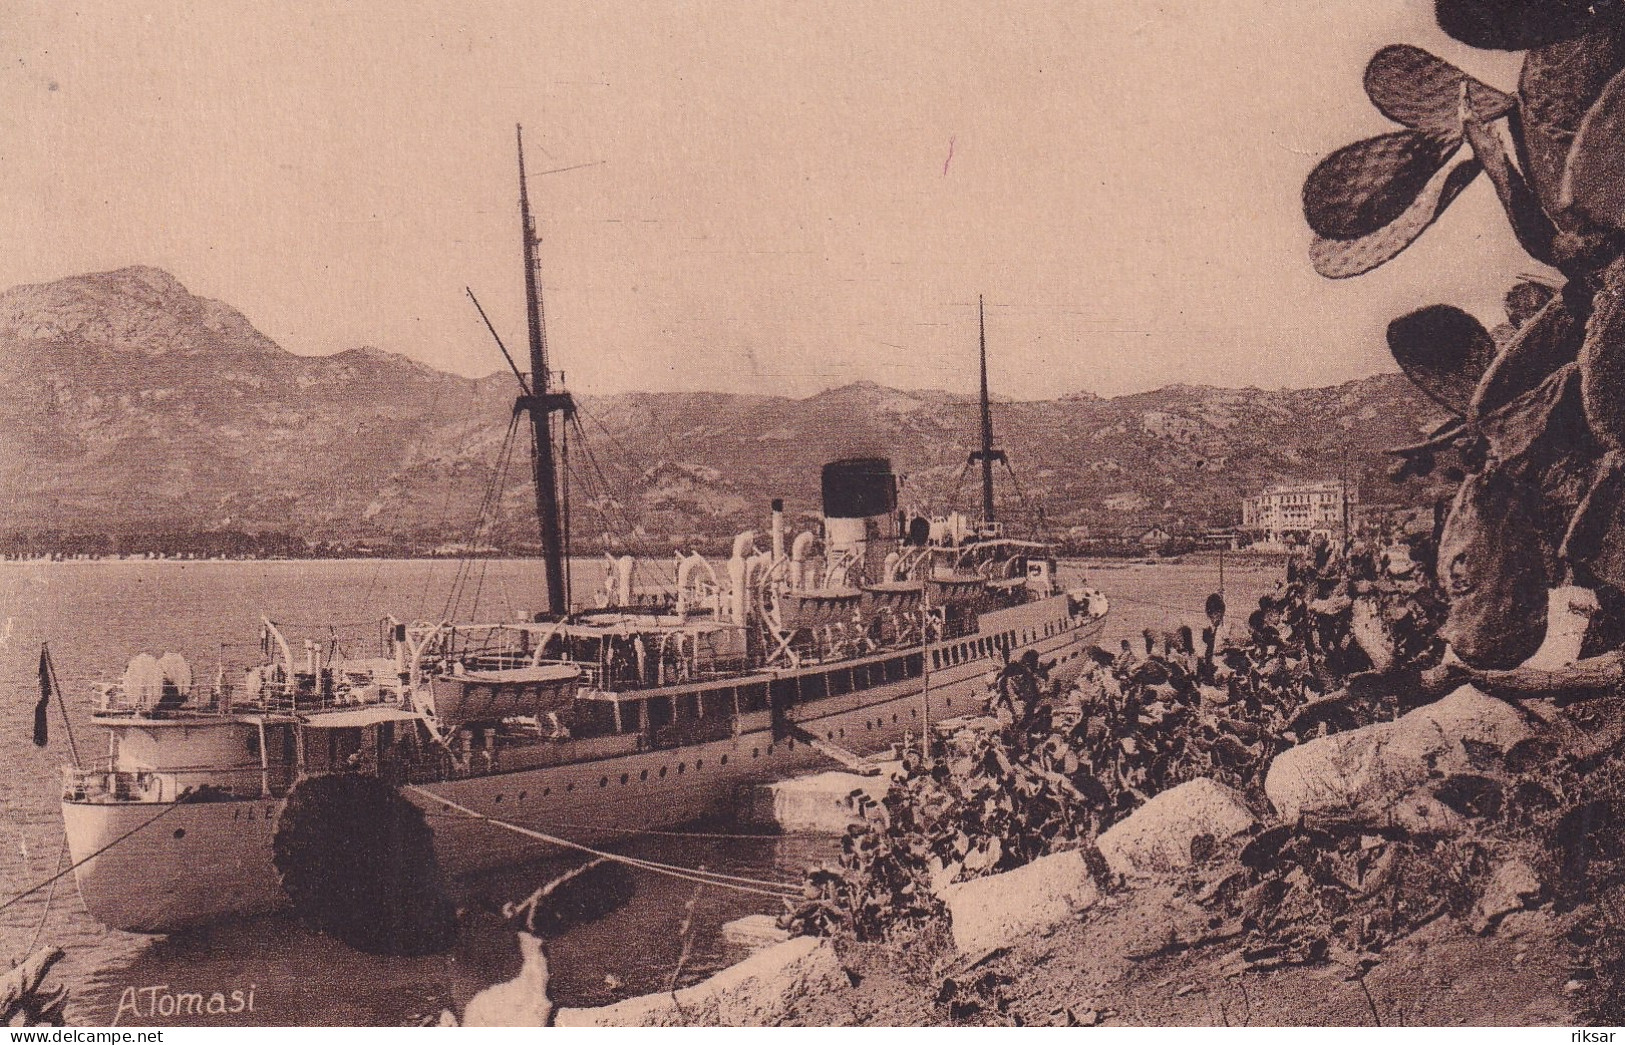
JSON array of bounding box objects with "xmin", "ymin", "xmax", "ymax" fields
[
  {"xmin": 461, "ymin": 932, "xmax": 553, "ymax": 1027},
  {"xmin": 1519, "ymin": 586, "xmax": 1599, "ymax": 669},
  {"xmin": 1473, "ymin": 858, "xmax": 1542, "ymax": 932},
  {"xmin": 737, "ymin": 771, "xmax": 891, "ymax": 833},
  {"xmin": 1349, "ymin": 597, "xmax": 1397, "ymax": 672},
  {"xmin": 554, "ymin": 936, "xmax": 842, "ymax": 1026},
  {"xmin": 1264, "ymin": 685, "xmax": 1530, "ymax": 821},
  {"xmin": 1391, "ymin": 792, "xmax": 1469, "ymax": 836},
  {"xmin": 939, "ymin": 849, "xmax": 1099, "ymax": 953},
  {"xmin": 1436, "ymin": 467, "xmax": 1551, "ymax": 669},
  {"xmin": 1096, "ymin": 778, "xmax": 1256, "ymax": 877},
  {"xmin": 721, "ymin": 913, "xmax": 790, "ymax": 951}
]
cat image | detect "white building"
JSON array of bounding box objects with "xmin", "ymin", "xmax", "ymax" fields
[{"xmin": 1241, "ymin": 480, "xmax": 1356, "ymax": 545}]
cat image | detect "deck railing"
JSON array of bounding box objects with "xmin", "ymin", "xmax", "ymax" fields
[
  {"xmin": 96, "ymin": 677, "xmax": 416, "ymax": 718},
  {"xmin": 61, "ymin": 762, "xmax": 299, "ymax": 804}
]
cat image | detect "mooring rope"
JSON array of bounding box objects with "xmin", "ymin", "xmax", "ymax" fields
[
  {"xmin": 18, "ymin": 835, "xmax": 68, "ymax": 959},
  {"xmin": 1102, "ymin": 590, "xmax": 1221, "ymax": 618},
  {"xmin": 405, "ymin": 786, "xmax": 802, "ymax": 899},
  {"xmin": 0, "ymin": 800, "xmax": 184, "ymax": 919},
  {"xmin": 417, "ymin": 807, "xmax": 795, "ymax": 844},
  {"xmin": 501, "ymin": 817, "xmax": 803, "ymax": 887}
]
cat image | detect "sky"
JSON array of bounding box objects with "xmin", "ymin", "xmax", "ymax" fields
[{"xmin": 2, "ymin": 1, "xmax": 1541, "ymax": 400}]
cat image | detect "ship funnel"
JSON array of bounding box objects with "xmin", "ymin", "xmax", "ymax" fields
[
  {"xmin": 820, "ymin": 457, "xmax": 898, "ymax": 586},
  {"xmin": 771, "ymin": 498, "xmax": 785, "ymax": 562},
  {"xmin": 821, "ymin": 458, "xmax": 897, "ymax": 520}
]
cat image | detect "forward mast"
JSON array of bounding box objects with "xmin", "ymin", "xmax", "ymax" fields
[
  {"xmin": 968, "ymin": 294, "xmax": 1006, "ymax": 537},
  {"xmin": 515, "ymin": 125, "xmax": 576, "ymax": 617}
]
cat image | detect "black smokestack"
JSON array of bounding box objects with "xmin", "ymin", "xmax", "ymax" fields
[{"xmin": 821, "ymin": 458, "xmax": 896, "ymax": 519}]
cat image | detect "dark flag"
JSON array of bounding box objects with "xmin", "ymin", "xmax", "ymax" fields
[{"xmin": 34, "ymin": 647, "xmax": 52, "ymax": 747}]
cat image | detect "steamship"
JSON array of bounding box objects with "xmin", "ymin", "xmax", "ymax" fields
[{"xmin": 53, "ymin": 131, "xmax": 1109, "ymax": 933}]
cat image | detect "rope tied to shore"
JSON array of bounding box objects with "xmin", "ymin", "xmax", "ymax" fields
[
  {"xmin": 404, "ymin": 786, "xmax": 803, "ymax": 900},
  {"xmin": 18, "ymin": 835, "xmax": 67, "ymax": 961},
  {"xmin": 0, "ymin": 800, "xmax": 185, "ymax": 920}
]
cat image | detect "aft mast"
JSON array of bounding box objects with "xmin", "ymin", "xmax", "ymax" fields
[
  {"xmin": 515, "ymin": 125, "xmax": 576, "ymax": 617},
  {"xmin": 967, "ymin": 294, "xmax": 1006, "ymax": 532}
]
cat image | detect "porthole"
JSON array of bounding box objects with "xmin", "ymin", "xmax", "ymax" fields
[
  {"xmin": 543, "ymin": 786, "xmax": 552, "ymax": 797},
  {"xmin": 677, "ymin": 763, "xmax": 686, "ymax": 775},
  {"xmin": 621, "ymin": 773, "xmax": 630, "ymax": 785},
  {"xmin": 495, "ymin": 794, "xmax": 504, "ymax": 803},
  {"xmin": 565, "ymin": 783, "xmax": 575, "ymax": 793},
  {"xmin": 232, "ymin": 808, "xmax": 241, "ymax": 820},
  {"xmin": 720, "ymin": 754, "xmax": 728, "ymax": 766},
  {"xmin": 641, "ymin": 769, "xmax": 649, "ymax": 781},
  {"xmin": 766, "ymin": 744, "xmax": 774, "ymax": 755},
  {"xmin": 752, "ymin": 748, "xmax": 760, "ymax": 758},
  {"xmin": 696, "ymin": 759, "xmax": 704, "ymax": 771},
  {"xmin": 173, "ymin": 828, "xmax": 186, "ymax": 840},
  {"xmin": 839, "ymin": 728, "xmax": 846, "ymax": 739},
  {"xmin": 600, "ymin": 776, "xmax": 609, "ymax": 788},
  {"xmin": 660, "ymin": 766, "xmax": 668, "ymax": 778},
  {"xmin": 518, "ymin": 790, "xmax": 527, "ymax": 801},
  {"xmin": 910, "ymin": 708, "xmax": 917, "ymax": 718},
  {"xmin": 827, "ymin": 730, "xmax": 835, "ymax": 741},
  {"xmin": 788, "ymin": 739, "xmax": 795, "ymax": 750},
  {"xmin": 892, "ymin": 713, "xmax": 898, "ymax": 723}
]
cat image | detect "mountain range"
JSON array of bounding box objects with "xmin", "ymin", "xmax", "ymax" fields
[{"xmin": 0, "ymin": 267, "xmax": 1455, "ymax": 552}]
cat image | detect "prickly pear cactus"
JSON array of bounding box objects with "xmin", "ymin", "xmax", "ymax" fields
[{"xmin": 1305, "ymin": 0, "xmax": 1625, "ymax": 668}]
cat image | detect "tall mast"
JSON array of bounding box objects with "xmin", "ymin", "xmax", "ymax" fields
[
  {"xmin": 515, "ymin": 125, "xmax": 574, "ymax": 617},
  {"xmin": 968, "ymin": 294, "xmax": 1005, "ymax": 527}
]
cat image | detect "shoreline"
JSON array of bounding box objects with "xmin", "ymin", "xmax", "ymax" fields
[
  {"xmin": 0, "ymin": 556, "xmax": 564, "ymax": 566},
  {"xmin": 2, "ymin": 552, "xmax": 1295, "ymax": 568}
]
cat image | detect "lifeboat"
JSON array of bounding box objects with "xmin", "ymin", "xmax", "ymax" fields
[{"xmin": 426, "ymin": 663, "xmax": 581, "ymax": 725}]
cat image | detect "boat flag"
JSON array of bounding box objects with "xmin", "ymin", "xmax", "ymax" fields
[{"xmin": 34, "ymin": 647, "xmax": 52, "ymax": 747}]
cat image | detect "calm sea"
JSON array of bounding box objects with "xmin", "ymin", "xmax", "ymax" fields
[{"xmin": 0, "ymin": 556, "xmax": 1278, "ymax": 1026}]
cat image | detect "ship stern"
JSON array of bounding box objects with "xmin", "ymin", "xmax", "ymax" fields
[{"xmin": 62, "ymin": 798, "xmax": 287, "ymax": 934}]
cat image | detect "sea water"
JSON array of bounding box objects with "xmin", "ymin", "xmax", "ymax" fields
[{"xmin": 0, "ymin": 556, "xmax": 1280, "ymax": 1025}]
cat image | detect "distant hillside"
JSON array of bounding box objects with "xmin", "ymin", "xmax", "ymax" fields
[{"xmin": 0, "ymin": 267, "xmax": 1454, "ymax": 551}]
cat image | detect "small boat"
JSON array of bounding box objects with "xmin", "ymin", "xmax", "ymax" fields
[{"xmin": 51, "ymin": 130, "xmax": 1109, "ymax": 934}]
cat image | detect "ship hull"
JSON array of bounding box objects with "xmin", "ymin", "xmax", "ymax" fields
[{"xmin": 65, "ymin": 614, "xmax": 1102, "ymax": 933}]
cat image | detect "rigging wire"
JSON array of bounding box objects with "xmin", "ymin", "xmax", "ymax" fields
[
  {"xmin": 900, "ymin": 457, "xmax": 968, "ymax": 519},
  {"xmin": 999, "ymin": 458, "xmax": 1048, "ymax": 540},
  {"xmin": 442, "ymin": 412, "xmax": 522, "ymax": 622},
  {"xmin": 565, "ymin": 411, "xmax": 678, "ymax": 590},
  {"xmin": 429, "ymin": 396, "xmax": 523, "ymax": 620},
  {"xmin": 575, "ymin": 394, "xmax": 693, "ymax": 583},
  {"xmin": 442, "ymin": 423, "xmax": 504, "ymax": 618},
  {"xmin": 410, "ymin": 379, "xmax": 462, "ymax": 623},
  {"xmin": 560, "ymin": 414, "xmax": 573, "ymax": 610},
  {"xmin": 467, "ymin": 414, "xmax": 523, "ymax": 621}
]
